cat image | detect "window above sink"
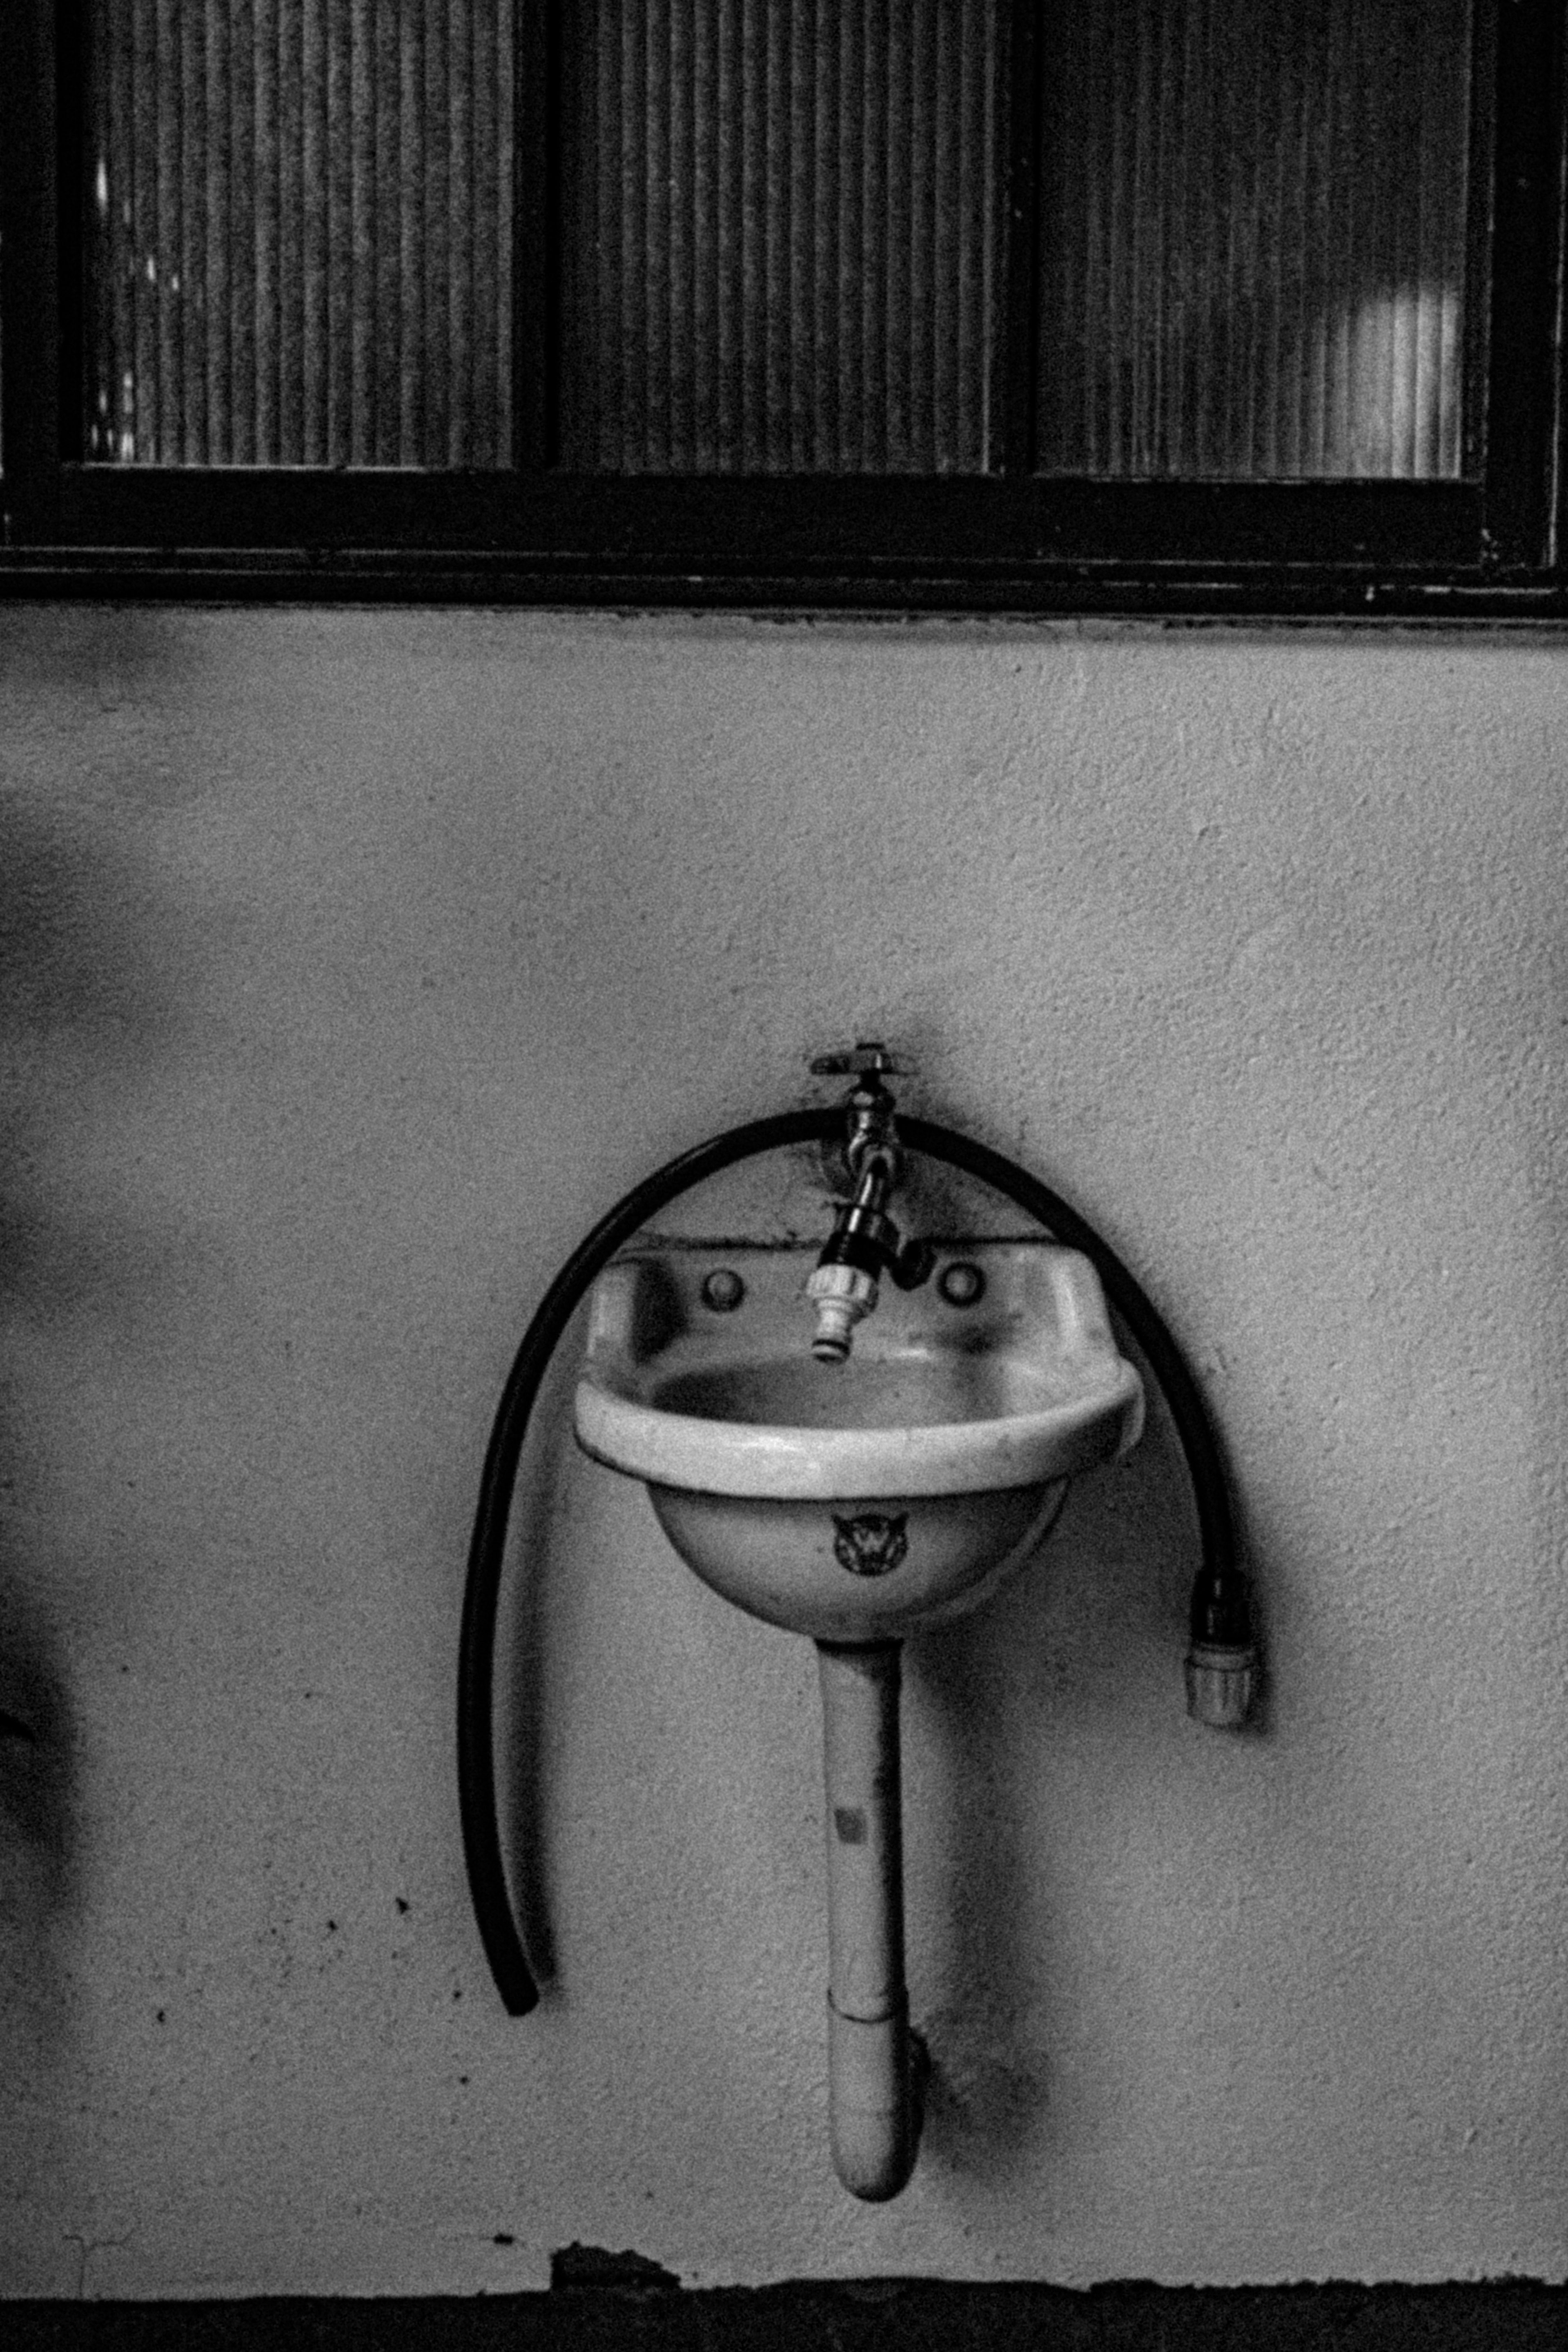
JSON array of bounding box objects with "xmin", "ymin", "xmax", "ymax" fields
[{"xmin": 3, "ymin": 0, "xmax": 1563, "ymax": 611}]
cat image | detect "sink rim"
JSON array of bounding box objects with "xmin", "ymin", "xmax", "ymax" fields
[
  {"xmin": 575, "ymin": 1364, "xmax": 1140, "ymax": 1497},
  {"xmin": 575, "ymin": 1239, "xmax": 1143, "ymax": 1499}
]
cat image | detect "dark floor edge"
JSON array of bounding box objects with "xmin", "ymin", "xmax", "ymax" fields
[{"xmin": 4, "ymin": 2279, "xmax": 1565, "ymax": 2352}]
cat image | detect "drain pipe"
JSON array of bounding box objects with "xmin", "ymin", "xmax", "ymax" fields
[
  {"xmin": 818, "ymin": 1640, "xmax": 919, "ymax": 2200},
  {"xmin": 458, "ymin": 1109, "xmax": 1253, "ymax": 2025}
]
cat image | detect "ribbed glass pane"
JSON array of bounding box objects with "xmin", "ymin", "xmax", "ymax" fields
[
  {"xmin": 81, "ymin": 0, "xmax": 517, "ymax": 466},
  {"xmin": 1036, "ymin": 0, "xmax": 1478, "ymax": 479},
  {"xmin": 560, "ymin": 0, "xmax": 1004, "ymax": 474}
]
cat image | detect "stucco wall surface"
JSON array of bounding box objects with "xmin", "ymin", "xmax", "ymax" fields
[{"xmin": 0, "ymin": 607, "xmax": 1564, "ymax": 2296}]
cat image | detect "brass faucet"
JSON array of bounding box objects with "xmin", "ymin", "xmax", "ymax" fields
[{"xmin": 807, "ymin": 1045, "xmax": 935, "ymax": 1362}]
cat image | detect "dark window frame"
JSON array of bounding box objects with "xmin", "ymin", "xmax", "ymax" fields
[{"xmin": 2, "ymin": 0, "xmax": 1564, "ymax": 613}]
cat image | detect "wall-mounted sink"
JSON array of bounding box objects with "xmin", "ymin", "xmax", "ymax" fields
[
  {"xmin": 573, "ymin": 1234, "xmax": 1143, "ymax": 2203},
  {"xmin": 575, "ymin": 1239, "xmax": 1143, "ymax": 1644},
  {"xmin": 461, "ymin": 1079, "xmax": 1251, "ymax": 2202}
]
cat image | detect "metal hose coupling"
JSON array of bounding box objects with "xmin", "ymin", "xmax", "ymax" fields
[{"xmin": 807, "ymin": 1046, "xmax": 935, "ymax": 1363}]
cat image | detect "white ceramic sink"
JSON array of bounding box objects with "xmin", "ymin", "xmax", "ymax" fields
[{"xmin": 575, "ymin": 1239, "xmax": 1143, "ymax": 1643}]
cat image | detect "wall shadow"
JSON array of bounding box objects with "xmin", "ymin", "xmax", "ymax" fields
[
  {"xmin": 906, "ymin": 1357, "xmax": 1207, "ymax": 2187},
  {"xmin": 493, "ymin": 1328, "xmax": 591, "ymax": 1994},
  {"xmin": 0, "ymin": 701, "xmax": 198, "ymax": 2062}
]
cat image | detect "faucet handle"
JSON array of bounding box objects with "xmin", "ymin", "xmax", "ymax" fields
[{"xmin": 809, "ymin": 1042, "xmax": 913, "ymax": 1080}]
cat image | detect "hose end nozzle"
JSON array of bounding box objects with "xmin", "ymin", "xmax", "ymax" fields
[
  {"xmin": 1185, "ymin": 1642, "xmax": 1257, "ymax": 1729},
  {"xmin": 1186, "ymin": 1563, "xmax": 1256, "ymax": 1728}
]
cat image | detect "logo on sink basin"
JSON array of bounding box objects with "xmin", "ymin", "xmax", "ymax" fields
[{"xmin": 832, "ymin": 1513, "xmax": 909, "ymax": 1577}]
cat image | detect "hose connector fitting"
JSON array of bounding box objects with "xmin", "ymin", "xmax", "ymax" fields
[
  {"xmin": 1185, "ymin": 1563, "xmax": 1257, "ymax": 1729},
  {"xmin": 807, "ymin": 1043, "xmax": 934, "ymax": 1363},
  {"xmin": 806, "ymin": 1261, "xmax": 880, "ymax": 1363}
]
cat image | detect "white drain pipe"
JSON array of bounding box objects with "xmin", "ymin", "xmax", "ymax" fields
[{"xmin": 816, "ymin": 1640, "xmax": 922, "ymax": 2200}]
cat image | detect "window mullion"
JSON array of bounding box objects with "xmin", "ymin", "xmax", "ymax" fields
[{"xmin": 1479, "ymin": 0, "xmax": 1564, "ymax": 568}]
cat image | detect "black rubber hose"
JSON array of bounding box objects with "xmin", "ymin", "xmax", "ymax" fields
[{"xmin": 458, "ymin": 1111, "xmax": 1241, "ymax": 2017}]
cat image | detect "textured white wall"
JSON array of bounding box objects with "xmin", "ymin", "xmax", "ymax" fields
[{"xmin": 0, "ymin": 608, "xmax": 1564, "ymax": 2296}]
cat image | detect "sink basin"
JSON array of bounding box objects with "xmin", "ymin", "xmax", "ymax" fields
[{"xmin": 575, "ymin": 1239, "xmax": 1143, "ymax": 1643}]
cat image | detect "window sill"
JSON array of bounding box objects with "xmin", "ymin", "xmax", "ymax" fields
[{"xmin": 1, "ymin": 543, "xmax": 1565, "ymax": 619}]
